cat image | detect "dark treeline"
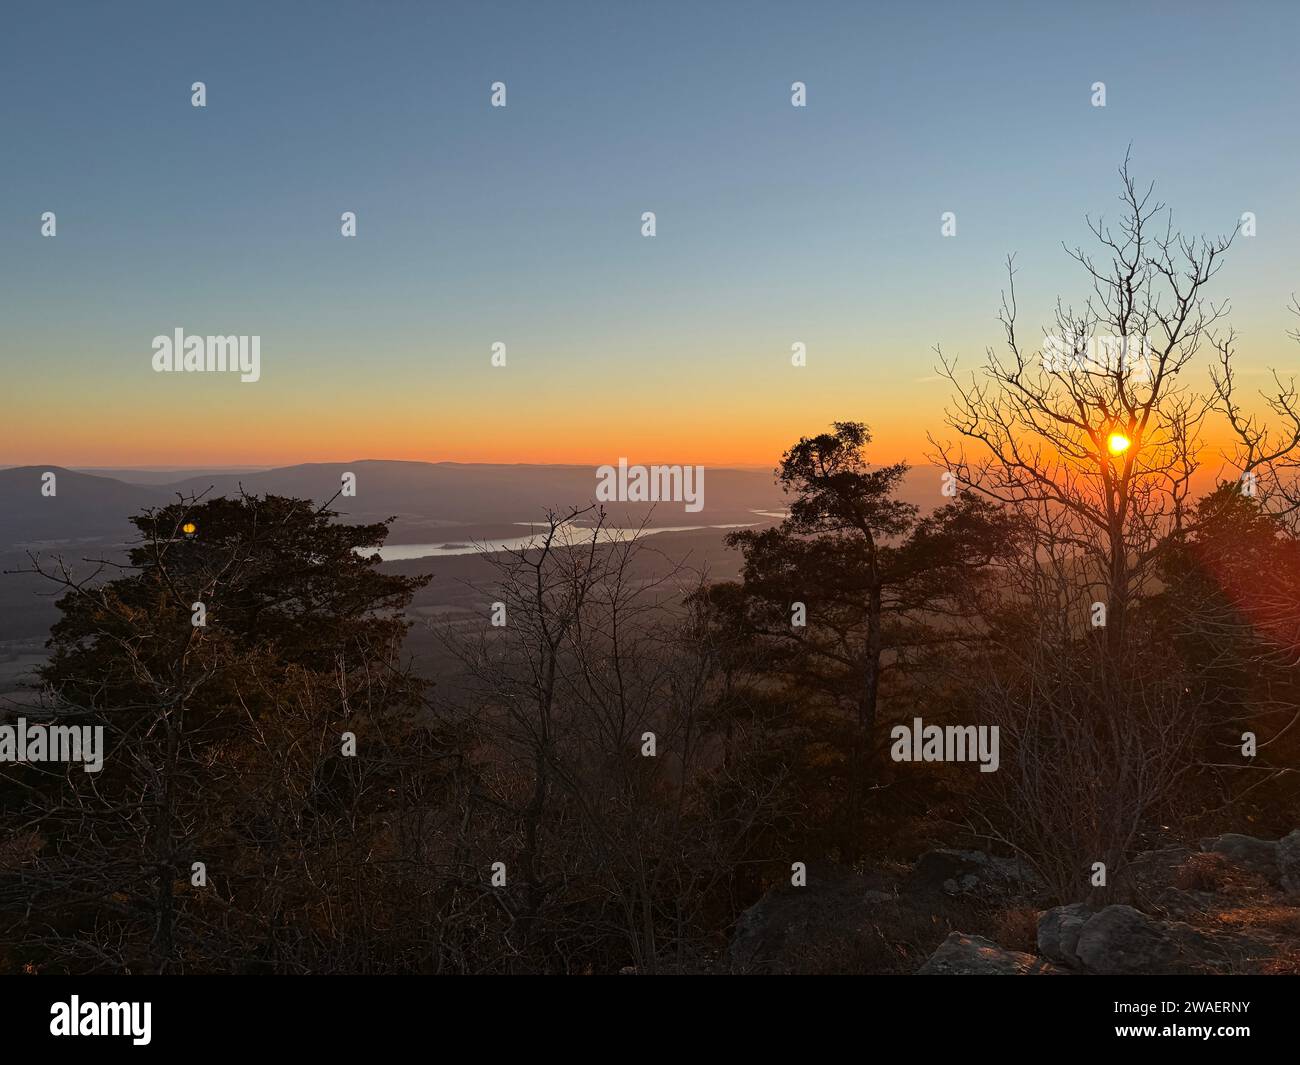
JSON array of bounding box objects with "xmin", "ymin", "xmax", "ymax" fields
[{"xmin": 2, "ymin": 166, "xmax": 1300, "ymax": 973}]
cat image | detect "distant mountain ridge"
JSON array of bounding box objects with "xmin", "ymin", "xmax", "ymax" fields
[
  {"xmin": 0, "ymin": 461, "xmax": 799, "ymax": 548},
  {"xmin": 0, "ymin": 460, "xmax": 963, "ymax": 550}
]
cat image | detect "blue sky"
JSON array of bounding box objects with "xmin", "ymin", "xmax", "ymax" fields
[{"xmin": 3, "ymin": 1, "xmax": 1299, "ymax": 465}]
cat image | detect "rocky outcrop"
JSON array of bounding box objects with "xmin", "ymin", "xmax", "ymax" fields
[
  {"xmin": 725, "ymin": 829, "xmax": 1300, "ymax": 975},
  {"xmin": 1032, "ymin": 831, "xmax": 1300, "ymax": 974},
  {"xmin": 917, "ymin": 932, "xmax": 1063, "ymax": 975}
]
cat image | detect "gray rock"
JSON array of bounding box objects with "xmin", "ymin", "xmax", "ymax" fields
[
  {"xmin": 917, "ymin": 932, "xmax": 1063, "ymax": 975},
  {"xmin": 1037, "ymin": 902, "xmax": 1093, "ymax": 968},
  {"xmin": 1199, "ymin": 833, "xmax": 1280, "ymax": 880},
  {"xmin": 908, "ymin": 849, "xmax": 1041, "ymax": 896},
  {"xmin": 1125, "ymin": 844, "xmax": 1195, "ymax": 899},
  {"xmin": 1278, "ymin": 830, "xmax": 1300, "ymax": 895},
  {"xmin": 1074, "ymin": 905, "xmax": 1181, "ymax": 974},
  {"xmin": 1156, "ymin": 885, "xmax": 1219, "ymax": 920},
  {"xmin": 724, "ymin": 865, "xmax": 895, "ymax": 973}
]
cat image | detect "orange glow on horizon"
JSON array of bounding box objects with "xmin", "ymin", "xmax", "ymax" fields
[{"xmin": 0, "ymin": 385, "xmax": 1261, "ymax": 473}]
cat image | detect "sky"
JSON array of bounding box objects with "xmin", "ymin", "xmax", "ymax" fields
[{"xmin": 3, "ymin": 0, "xmax": 1300, "ymax": 468}]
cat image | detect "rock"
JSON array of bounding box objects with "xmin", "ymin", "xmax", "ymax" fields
[
  {"xmin": 1199, "ymin": 833, "xmax": 1280, "ymax": 880},
  {"xmin": 1074, "ymin": 905, "xmax": 1181, "ymax": 974},
  {"xmin": 724, "ymin": 866, "xmax": 896, "ymax": 973},
  {"xmin": 1037, "ymin": 902, "xmax": 1093, "ymax": 968},
  {"xmin": 1278, "ymin": 830, "xmax": 1300, "ymax": 895},
  {"xmin": 1155, "ymin": 885, "xmax": 1219, "ymax": 920},
  {"xmin": 1125, "ymin": 844, "xmax": 1195, "ymax": 899},
  {"xmin": 917, "ymin": 932, "xmax": 1063, "ymax": 975},
  {"xmin": 1041, "ymin": 901, "xmax": 1276, "ymax": 975},
  {"xmin": 908, "ymin": 849, "xmax": 1040, "ymax": 897}
]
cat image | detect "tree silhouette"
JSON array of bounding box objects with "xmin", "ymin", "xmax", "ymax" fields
[{"xmin": 0, "ymin": 493, "xmax": 451, "ymax": 973}]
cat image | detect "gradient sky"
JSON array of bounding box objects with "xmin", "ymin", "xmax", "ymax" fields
[{"xmin": 3, "ymin": 1, "xmax": 1299, "ymax": 468}]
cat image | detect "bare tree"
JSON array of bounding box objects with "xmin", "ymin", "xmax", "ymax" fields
[
  {"xmin": 440, "ymin": 509, "xmax": 784, "ymax": 972},
  {"xmin": 930, "ymin": 158, "xmax": 1300, "ymax": 899},
  {"xmin": 933, "ymin": 156, "xmax": 1242, "ymax": 652}
]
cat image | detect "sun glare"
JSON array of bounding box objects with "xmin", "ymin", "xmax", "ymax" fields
[{"xmin": 1107, "ymin": 433, "xmax": 1132, "ymax": 455}]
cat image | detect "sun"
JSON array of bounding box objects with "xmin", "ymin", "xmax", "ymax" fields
[
  {"xmin": 181, "ymin": 521, "xmax": 197, "ymax": 536},
  {"xmin": 1107, "ymin": 433, "xmax": 1132, "ymax": 455}
]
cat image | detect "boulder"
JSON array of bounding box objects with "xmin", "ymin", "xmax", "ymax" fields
[
  {"xmin": 1074, "ymin": 904, "xmax": 1181, "ymax": 974},
  {"xmin": 917, "ymin": 932, "xmax": 1063, "ymax": 975},
  {"xmin": 724, "ymin": 866, "xmax": 896, "ymax": 973},
  {"xmin": 1037, "ymin": 902, "xmax": 1093, "ymax": 968},
  {"xmin": 1199, "ymin": 833, "xmax": 1280, "ymax": 880}
]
